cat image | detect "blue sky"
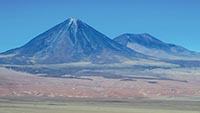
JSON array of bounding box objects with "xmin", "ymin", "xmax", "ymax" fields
[{"xmin": 0, "ymin": 0, "xmax": 200, "ymax": 52}]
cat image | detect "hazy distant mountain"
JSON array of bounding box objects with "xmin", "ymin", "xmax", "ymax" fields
[
  {"xmin": 114, "ymin": 33, "xmax": 200, "ymax": 60},
  {"xmin": 0, "ymin": 18, "xmax": 146, "ymax": 64},
  {"xmin": 1, "ymin": 18, "xmax": 200, "ymax": 78}
]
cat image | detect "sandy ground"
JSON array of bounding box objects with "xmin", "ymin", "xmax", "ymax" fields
[{"xmin": 0, "ymin": 67, "xmax": 200, "ymax": 98}]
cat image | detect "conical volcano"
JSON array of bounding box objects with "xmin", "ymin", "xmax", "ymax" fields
[{"xmin": 0, "ymin": 18, "xmax": 146, "ymax": 64}]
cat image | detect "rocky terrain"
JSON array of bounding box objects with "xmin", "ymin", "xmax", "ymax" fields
[{"xmin": 0, "ymin": 67, "xmax": 199, "ymax": 98}]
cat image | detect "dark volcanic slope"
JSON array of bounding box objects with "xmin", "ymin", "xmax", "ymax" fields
[
  {"xmin": 114, "ymin": 33, "xmax": 200, "ymax": 59},
  {"xmin": 0, "ymin": 18, "xmax": 146, "ymax": 64}
]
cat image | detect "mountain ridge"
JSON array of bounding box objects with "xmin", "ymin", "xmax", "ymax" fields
[{"xmin": 0, "ymin": 18, "xmax": 200, "ymax": 66}]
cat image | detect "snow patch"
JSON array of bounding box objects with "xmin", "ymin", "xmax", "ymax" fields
[
  {"xmin": 69, "ymin": 18, "xmax": 78, "ymax": 26},
  {"xmin": 0, "ymin": 54, "xmax": 17, "ymax": 58}
]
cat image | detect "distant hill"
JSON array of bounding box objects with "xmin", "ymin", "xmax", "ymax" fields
[{"xmin": 114, "ymin": 33, "xmax": 200, "ymax": 60}]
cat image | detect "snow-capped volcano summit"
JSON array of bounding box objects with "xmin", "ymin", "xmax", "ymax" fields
[{"xmin": 0, "ymin": 18, "xmax": 146, "ymax": 64}]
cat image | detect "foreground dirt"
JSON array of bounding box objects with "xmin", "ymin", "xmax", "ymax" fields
[
  {"xmin": 0, "ymin": 67, "xmax": 200, "ymax": 98},
  {"xmin": 0, "ymin": 96, "xmax": 200, "ymax": 113}
]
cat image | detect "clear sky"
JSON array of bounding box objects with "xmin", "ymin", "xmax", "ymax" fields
[{"xmin": 0, "ymin": 0, "xmax": 200, "ymax": 52}]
